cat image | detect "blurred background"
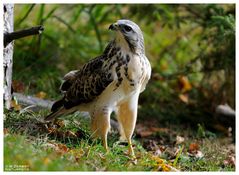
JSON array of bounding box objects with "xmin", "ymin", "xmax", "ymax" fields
[{"xmin": 13, "ymin": 4, "xmax": 235, "ymax": 130}]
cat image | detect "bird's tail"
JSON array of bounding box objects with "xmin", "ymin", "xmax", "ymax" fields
[
  {"xmin": 44, "ymin": 107, "xmax": 66, "ymax": 121},
  {"xmin": 44, "ymin": 98, "xmax": 77, "ymax": 121}
]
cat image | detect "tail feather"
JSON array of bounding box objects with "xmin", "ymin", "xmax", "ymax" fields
[
  {"xmin": 51, "ymin": 98, "xmax": 64, "ymax": 112},
  {"xmin": 44, "ymin": 107, "xmax": 66, "ymax": 121}
]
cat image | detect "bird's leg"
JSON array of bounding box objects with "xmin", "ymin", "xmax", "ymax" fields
[
  {"xmin": 127, "ymin": 138, "xmax": 135, "ymax": 158},
  {"xmin": 91, "ymin": 110, "xmax": 110, "ymax": 153},
  {"xmin": 102, "ymin": 131, "xmax": 109, "ymax": 152},
  {"xmin": 117, "ymin": 94, "xmax": 139, "ymax": 158}
]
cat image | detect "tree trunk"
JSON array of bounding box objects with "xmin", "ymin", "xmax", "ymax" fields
[{"xmin": 3, "ymin": 4, "xmax": 14, "ymax": 109}]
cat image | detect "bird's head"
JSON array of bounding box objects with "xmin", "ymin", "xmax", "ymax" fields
[{"xmin": 109, "ymin": 19, "xmax": 145, "ymax": 54}]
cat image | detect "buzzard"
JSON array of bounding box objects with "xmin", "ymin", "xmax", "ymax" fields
[{"xmin": 45, "ymin": 19, "xmax": 151, "ymax": 157}]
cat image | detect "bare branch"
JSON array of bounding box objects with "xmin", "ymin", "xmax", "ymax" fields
[{"xmin": 4, "ymin": 25, "xmax": 44, "ymax": 47}]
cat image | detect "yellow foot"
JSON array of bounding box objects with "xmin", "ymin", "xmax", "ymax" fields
[{"xmin": 128, "ymin": 144, "xmax": 136, "ymax": 159}]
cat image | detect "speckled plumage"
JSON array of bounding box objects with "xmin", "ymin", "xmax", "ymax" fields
[{"xmin": 45, "ymin": 19, "xmax": 151, "ymax": 157}]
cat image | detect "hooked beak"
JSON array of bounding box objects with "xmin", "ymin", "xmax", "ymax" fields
[{"xmin": 109, "ymin": 23, "xmax": 119, "ymax": 31}]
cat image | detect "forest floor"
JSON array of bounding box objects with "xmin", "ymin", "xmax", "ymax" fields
[{"xmin": 4, "ymin": 109, "xmax": 235, "ymax": 171}]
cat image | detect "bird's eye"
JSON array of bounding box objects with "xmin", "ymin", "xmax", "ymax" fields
[{"xmin": 124, "ymin": 25, "xmax": 132, "ymax": 32}]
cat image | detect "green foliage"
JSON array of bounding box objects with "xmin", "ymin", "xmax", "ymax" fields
[{"xmin": 13, "ymin": 4, "xmax": 235, "ymax": 110}]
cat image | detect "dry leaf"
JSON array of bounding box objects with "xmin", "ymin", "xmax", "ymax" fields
[
  {"xmin": 43, "ymin": 157, "xmax": 50, "ymax": 165},
  {"xmin": 55, "ymin": 120, "xmax": 65, "ymax": 128},
  {"xmin": 139, "ymin": 130, "xmax": 154, "ymax": 137},
  {"xmin": 4, "ymin": 128, "xmax": 9, "ymax": 135},
  {"xmin": 178, "ymin": 94, "xmax": 189, "ymax": 103},
  {"xmin": 57, "ymin": 144, "xmax": 69, "ymax": 153},
  {"xmin": 11, "ymin": 99, "xmax": 21, "ymax": 111},
  {"xmin": 176, "ymin": 136, "xmax": 185, "ymax": 145},
  {"xmin": 188, "ymin": 143, "xmax": 204, "ymax": 158},
  {"xmin": 188, "ymin": 143, "xmax": 199, "ymax": 153},
  {"xmin": 65, "ymin": 131, "xmax": 77, "ymax": 138},
  {"xmin": 223, "ymin": 155, "xmax": 235, "ymax": 167},
  {"xmin": 178, "ymin": 76, "xmax": 192, "ymax": 93},
  {"xmin": 35, "ymin": 91, "xmax": 47, "ymax": 99},
  {"xmin": 12, "ymin": 80, "xmax": 25, "ymax": 92}
]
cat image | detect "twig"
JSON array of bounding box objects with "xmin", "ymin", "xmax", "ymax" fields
[{"xmin": 4, "ymin": 25, "xmax": 44, "ymax": 47}]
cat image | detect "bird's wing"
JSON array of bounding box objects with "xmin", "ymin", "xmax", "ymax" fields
[
  {"xmin": 62, "ymin": 54, "xmax": 113, "ymax": 109},
  {"xmin": 60, "ymin": 70, "xmax": 80, "ymax": 92}
]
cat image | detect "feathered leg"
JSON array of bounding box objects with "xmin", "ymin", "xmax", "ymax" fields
[
  {"xmin": 117, "ymin": 93, "xmax": 139, "ymax": 157},
  {"xmin": 91, "ymin": 110, "xmax": 111, "ymax": 152}
]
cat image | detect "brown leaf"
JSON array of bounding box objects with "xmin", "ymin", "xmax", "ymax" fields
[
  {"xmin": 43, "ymin": 157, "xmax": 51, "ymax": 165},
  {"xmin": 139, "ymin": 130, "xmax": 154, "ymax": 137},
  {"xmin": 188, "ymin": 143, "xmax": 199, "ymax": 153},
  {"xmin": 188, "ymin": 143, "xmax": 204, "ymax": 158},
  {"xmin": 57, "ymin": 143, "xmax": 69, "ymax": 153},
  {"xmin": 150, "ymin": 127, "xmax": 169, "ymax": 133},
  {"xmin": 178, "ymin": 94, "xmax": 189, "ymax": 104},
  {"xmin": 11, "ymin": 99, "xmax": 21, "ymax": 111},
  {"xmin": 12, "ymin": 80, "xmax": 25, "ymax": 93},
  {"xmin": 55, "ymin": 119, "xmax": 65, "ymax": 128},
  {"xmin": 4, "ymin": 128, "xmax": 9, "ymax": 135},
  {"xmin": 35, "ymin": 91, "xmax": 47, "ymax": 99},
  {"xmin": 47, "ymin": 127, "xmax": 56, "ymax": 134},
  {"xmin": 178, "ymin": 76, "xmax": 192, "ymax": 93},
  {"xmin": 223, "ymin": 155, "xmax": 235, "ymax": 167},
  {"xmin": 65, "ymin": 131, "xmax": 77, "ymax": 138}
]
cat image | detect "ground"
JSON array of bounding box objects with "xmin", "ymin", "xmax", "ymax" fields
[{"xmin": 3, "ymin": 109, "xmax": 235, "ymax": 171}]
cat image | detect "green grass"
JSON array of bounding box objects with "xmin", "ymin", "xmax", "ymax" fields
[
  {"xmin": 4, "ymin": 134, "xmax": 156, "ymax": 171},
  {"xmin": 4, "ymin": 110, "xmax": 235, "ymax": 171},
  {"xmin": 4, "ymin": 110, "xmax": 163, "ymax": 171}
]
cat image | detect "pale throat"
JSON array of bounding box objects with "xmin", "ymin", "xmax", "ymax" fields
[{"xmin": 115, "ymin": 32, "xmax": 131, "ymax": 53}]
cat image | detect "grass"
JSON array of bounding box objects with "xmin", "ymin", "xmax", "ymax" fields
[
  {"xmin": 3, "ymin": 110, "xmax": 166, "ymax": 171},
  {"xmin": 4, "ymin": 109, "xmax": 235, "ymax": 171}
]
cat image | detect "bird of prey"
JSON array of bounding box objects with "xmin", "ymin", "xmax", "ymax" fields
[{"xmin": 45, "ymin": 19, "xmax": 151, "ymax": 157}]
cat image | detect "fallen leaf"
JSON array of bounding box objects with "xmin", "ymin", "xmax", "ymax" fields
[
  {"xmin": 138, "ymin": 130, "xmax": 154, "ymax": 137},
  {"xmin": 35, "ymin": 91, "xmax": 47, "ymax": 99},
  {"xmin": 4, "ymin": 128, "xmax": 9, "ymax": 135},
  {"xmin": 150, "ymin": 127, "xmax": 169, "ymax": 133},
  {"xmin": 176, "ymin": 136, "xmax": 185, "ymax": 145},
  {"xmin": 152, "ymin": 155, "xmax": 179, "ymax": 172},
  {"xmin": 43, "ymin": 157, "xmax": 50, "ymax": 165},
  {"xmin": 223, "ymin": 155, "xmax": 235, "ymax": 167},
  {"xmin": 55, "ymin": 119, "xmax": 65, "ymax": 128},
  {"xmin": 188, "ymin": 143, "xmax": 199, "ymax": 153},
  {"xmin": 178, "ymin": 93, "xmax": 189, "ymax": 104},
  {"xmin": 12, "ymin": 80, "xmax": 25, "ymax": 92},
  {"xmin": 178, "ymin": 76, "xmax": 192, "ymax": 93},
  {"xmin": 65, "ymin": 131, "xmax": 77, "ymax": 138},
  {"xmin": 11, "ymin": 99, "xmax": 21, "ymax": 111},
  {"xmin": 57, "ymin": 143, "xmax": 69, "ymax": 153},
  {"xmin": 47, "ymin": 127, "xmax": 56, "ymax": 134},
  {"xmin": 188, "ymin": 142, "xmax": 204, "ymax": 158}
]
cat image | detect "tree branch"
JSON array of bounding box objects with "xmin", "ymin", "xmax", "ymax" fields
[{"xmin": 4, "ymin": 25, "xmax": 44, "ymax": 47}]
